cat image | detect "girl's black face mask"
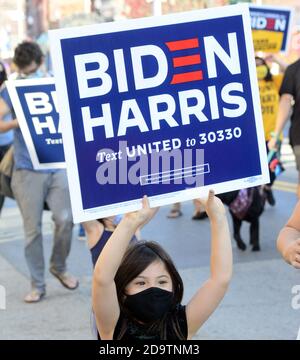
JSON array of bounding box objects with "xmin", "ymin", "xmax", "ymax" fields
[{"xmin": 124, "ymin": 287, "xmax": 173, "ymax": 323}]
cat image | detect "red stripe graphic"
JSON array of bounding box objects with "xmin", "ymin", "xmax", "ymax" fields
[
  {"xmin": 165, "ymin": 38, "xmax": 199, "ymax": 51},
  {"xmin": 173, "ymin": 54, "xmax": 201, "ymax": 67},
  {"xmin": 171, "ymin": 71, "xmax": 203, "ymax": 84},
  {"xmin": 266, "ymin": 18, "xmax": 275, "ymax": 30}
]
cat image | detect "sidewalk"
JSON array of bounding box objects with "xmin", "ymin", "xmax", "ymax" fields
[
  {"xmin": 1, "ymin": 247, "xmax": 299, "ymax": 340},
  {"xmin": 0, "ymin": 201, "xmax": 299, "ymax": 340},
  {"xmin": 0, "ymin": 139, "xmax": 300, "ymax": 339}
]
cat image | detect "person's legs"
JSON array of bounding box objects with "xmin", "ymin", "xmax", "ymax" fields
[
  {"xmin": 231, "ymin": 213, "xmax": 247, "ymax": 251},
  {"xmin": 263, "ymin": 183, "xmax": 276, "ymax": 206},
  {"xmin": 264, "ymin": 142, "xmax": 276, "ymax": 206},
  {"xmin": 0, "ymin": 194, "xmax": 4, "ymax": 216},
  {"xmin": 45, "ymin": 170, "xmax": 78, "ymax": 289},
  {"xmin": 250, "ymin": 217, "xmax": 260, "ymax": 251},
  {"xmin": 11, "ymin": 169, "xmax": 48, "ymax": 296},
  {"xmin": 167, "ymin": 202, "xmax": 182, "ymax": 218},
  {"xmin": 192, "ymin": 199, "xmax": 208, "ymax": 220}
]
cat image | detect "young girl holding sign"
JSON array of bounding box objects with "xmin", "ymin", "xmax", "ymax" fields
[{"xmin": 92, "ymin": 190, "xmax": 232, "ymax": 340}]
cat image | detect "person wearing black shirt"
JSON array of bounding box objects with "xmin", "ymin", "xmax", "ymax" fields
[{"xmin": 268, "ymin": 59, "xmax": 300, "ymax": 198}]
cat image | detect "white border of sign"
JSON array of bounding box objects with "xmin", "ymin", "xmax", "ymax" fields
[
  {"xmin": 249, "ymin": 4, "xmax": 294, "ymax": 54},
  {"xmin": 49, "ymin": 4, "xmax": 269, "ymax": 223},
  {"xmin": 6, "ymin": 77, "xmax": 65, "ymax": 170}
]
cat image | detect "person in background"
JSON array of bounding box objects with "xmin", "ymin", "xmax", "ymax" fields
[
  {"xmin": 82, "ymin": 215, "xmax": 139, "ymax": 267},
  {"xmin": 256, "ymin": 54, "xmax": 287, "ymax": 206},
  {"xmin": 268, "ymin": 57, "xmax": 300, "ymax": 198},
  {"xmin": 78, "ymin": 223, "xmax": 86, "ymax": 241},
  {"xmin": 0, "ymin": 41, "xmax": 78, "ymax": 303},
  {"xmin": 0, "ymin": 60, "xmax": 8, "ymax": 86},
  {"xmin": 0, "ymin": 59, "xmax": 13, "ymax": 215},
  {"xmin": 167, "ymin": 200, "xmax": 207, "ymax": 220}
]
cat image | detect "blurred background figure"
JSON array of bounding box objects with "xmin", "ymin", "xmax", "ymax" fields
[
  {"xmin": 0, "ymin": 41, "xmax": 78, "ymax": 303},
  {"xmin": 268, "ymin": 55, "xmax": 300, "ymax": 199},
  {"xmin": 78, "ymin": 223, "xmax": 86, "ymax": 240},
  {"xmin": 82, "ymin": 214, "xmax": 139, "ymax": 267},
  {"xmin": 0, "ymin": 61, "xmax": 8, "ymax": 87},
  {"xmin": 167, "ymin": 200, "xmax": 208, "ymax": 220},
  {"xmin": 0, "ymin": 59, "xmax": 13, "ymax": 216},
  {"xmin": 256, "ymin": 54, "xmax": 287, "ymax": 206}
]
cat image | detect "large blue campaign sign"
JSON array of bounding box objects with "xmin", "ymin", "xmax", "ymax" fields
[
  {"xmin": 6, "ymin": 78, "xmax": 65, "ymax": 169},
  {"xmin": 49, "ymin": 4, "xmax": 269, "ymax": 223}
]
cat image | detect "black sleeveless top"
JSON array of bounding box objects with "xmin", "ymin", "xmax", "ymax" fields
[
  {"xmin": 98, "ymin": 304, "xmax": 188, "ymax": 340},
  {"xmin": 91, "ymin": 229, "xmax": 137, "ymax": 267}
]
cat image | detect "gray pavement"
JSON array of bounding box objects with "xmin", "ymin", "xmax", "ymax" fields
[{"xmin": 0, "ymin": 141, "xmax": 300, "ymax": 340}]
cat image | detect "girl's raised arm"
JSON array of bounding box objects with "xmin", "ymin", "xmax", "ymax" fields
[
  {"xmin": 92, "ymin": 196, "xmax": 158, "ymax": 339},
  {"xmin": 186, "ymin": 190, "xmax": 232, "ymax": 339}
]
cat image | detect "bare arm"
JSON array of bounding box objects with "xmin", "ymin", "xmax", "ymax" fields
[
  {"xmin": 268, "ymin": 94, "xmax": 293, "ymax": 150},
  {"xmin": 186, "ymin": 190, "xmax": 232, "ymax": 339},
  {"xmin": 92, "ymin": 197, "xmax": 159, "ymax": 339},
  {"xmin": 265, "ymin": 54, "xmax": 288, "ymax": 72},
  {"xmin": 82, "ymin": 220, "xmax": 104, "ymax": 250},
  {"xmin": 0, "ymin": 97, "xmax": 18, "ymax": 133},
  {"xmin": 277, "ymin": 200, "xmax": 300, "ymax": 269}
]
